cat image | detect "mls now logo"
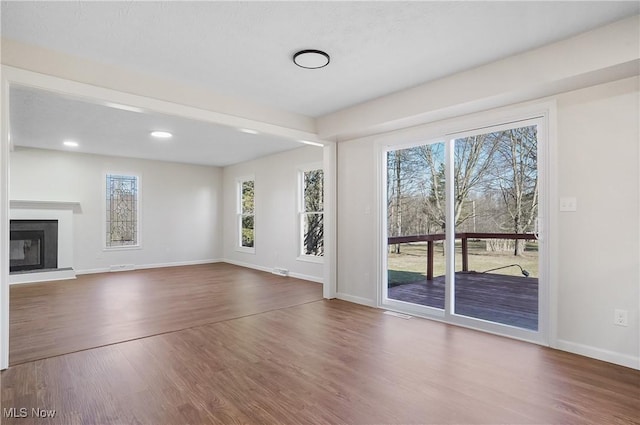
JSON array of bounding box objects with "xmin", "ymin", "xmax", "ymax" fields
[
  {"xmin": 31, "ymin": 408, "xmax": 57, "ymax": 418},
  {"xmin": 3, "ymin": 408, "xmax": 27, "ymax": 418},
  {"xmin": 3, "ymin": 407, "xmax": 56, "ymax": 418}
]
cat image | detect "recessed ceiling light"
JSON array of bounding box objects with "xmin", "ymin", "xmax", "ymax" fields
[
  {"xmin": 63, "ymin": 140, "xmax": 79, "ymax": 147},
  {"xmin": 105, "ymin": 102, "xmax": 144, "ymax": 113},
  {"xmin": 239, "ymin": 128, "xmax": 259, "ymax": 135},
  {"xmin": 150, "ymin": 131, "xmax": 173, "ymax": 139},
  {"xmin": 293, "ymin": 50, "xmax": 330, "ymax": 69},
  {"xmin": 299, "ymin": 140, "xmax": 324, "ymax": 147}
]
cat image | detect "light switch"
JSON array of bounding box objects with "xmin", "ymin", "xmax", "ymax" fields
[{"xmin": 559, "ymin": 197, "xmax": 577, "ymax": 212}]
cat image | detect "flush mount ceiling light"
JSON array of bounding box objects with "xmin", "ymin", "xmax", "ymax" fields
[
  {"xmin": 150, "ymin": 130, "xmax": 173, "ymax": 139},
  {"xmin": 63, "ymin": 140, "xmax": 79, "ymax": 147},
  {"xmin": 293, "ymin": 50, "xmax": 330, "ymax": 69}
]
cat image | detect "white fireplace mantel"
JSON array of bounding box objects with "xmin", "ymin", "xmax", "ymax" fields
[
  {"xmin": 10, "ymin": 200, "xmax": 81, "ymax": 213},
  {"xmin": 9, "ymin": 200, "xmax": 80, "ymax": 284}
]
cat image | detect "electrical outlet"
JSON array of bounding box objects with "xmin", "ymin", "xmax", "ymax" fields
[{"xmin": 614, "ymin": 309, "xmax": 628, "ymax": 327}]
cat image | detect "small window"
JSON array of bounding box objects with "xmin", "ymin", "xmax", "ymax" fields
[
  {"xmin": 237, "ymin": 178, "xmax": 255, "ymax": 252},
  {"xmin": 106, "ymin": 174, "xmax": 139, "ymax": 248},
  {"xmin": 299, "ymin": 168, "xmax": 324, "ymax": 259}
]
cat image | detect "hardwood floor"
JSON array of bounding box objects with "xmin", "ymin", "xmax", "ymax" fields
[
  {"xmin": 9, "ymin": 263, "xmax": 323, "ymax": 365},
  {"xmin": 2, "ymin": 264, "xmax": 639, "ymax": 424}
]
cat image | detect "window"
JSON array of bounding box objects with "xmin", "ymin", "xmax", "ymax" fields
[
  {"xmin": 106, "ymin": 174, "xmax": 139, "ymax": 248},
  {"xmin": 237, "ymin": 178, "xmax": 255, "ymax": 252},
  {"xmin": 299, "ymin": 168, "xmax": 324, "ymax": 258}
]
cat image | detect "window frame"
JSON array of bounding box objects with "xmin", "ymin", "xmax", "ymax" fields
[
  {"xmin": 236, "ymin": 176, "xmax": 256, "ymax": 254},
  {"xmin": 104, "ymin": 173, "xmax": 141, "ymax": 251},
  {"xmin": 297, "ymin": 163, "xmax": 324, "ymax": 263}
]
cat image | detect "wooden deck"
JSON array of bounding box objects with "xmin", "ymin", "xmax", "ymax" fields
[{"xmin": 388, "ymin": 272, "xmax": 538, "ymax": 330}]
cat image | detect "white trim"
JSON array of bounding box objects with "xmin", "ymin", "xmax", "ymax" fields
[
  {"xmin": 322, "ymin": 142, "xmax": 337, "ymax": 299},
  {"xmin": 547, "ymin": 103, "xmax": 560, "ymax": 349},
  {"xmin": 555, "ymin": 339, "xmax": 640, "ymax": 370},
  {"xmin": 223, "ymin": 258, "xmax": 271, "ymax": 274},
  {"xmin": 9, "ymin": 269, "xmax": 76, "ymax": 285},
  {"xmin": 222, "ymin": 258, "xmax": 323, "ymax": 284},
  {"xmin": 10, "ymin": 200, "xmax": 81, "ymax": 212},
  {"xmin": 289, "ymin": 271, "xmax": 323, "ymax": 284},
  {"xmin": 336, "ymin": 292, "xmax": 376, "ymax": 307},
  {"xmin": 75, "ymin": 258, "xmax": 222, "ymax": 275},
  {"xmin": 0, "ymin": 71, "xmax": 10, "ymax": 370}
]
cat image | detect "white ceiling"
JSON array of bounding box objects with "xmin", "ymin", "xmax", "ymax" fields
[
  {"xmin": 9, "ymin": 86, "xmax": 307, "ymax": 167},
  {"xmin": 2, "ymin": 1, "xmax": 639, "ymax": 166}
]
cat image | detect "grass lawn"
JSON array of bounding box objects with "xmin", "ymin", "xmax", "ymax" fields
[{"xmin": 388, "ymin": 240, "xmax": 538, "ymax": 285}]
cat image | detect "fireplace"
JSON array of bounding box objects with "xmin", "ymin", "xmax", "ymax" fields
[{"xmin": 10, "ymin": 220, "xmax": 58, "ymax": 273}]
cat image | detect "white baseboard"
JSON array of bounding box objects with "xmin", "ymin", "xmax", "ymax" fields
[
  {"xmin": 555, "ymin": 339, "xmax": 640, "ymax": 370},
  {"xmin": 223, "ymin": 258, "xmax": 271, "ymax": 274},
  {"xmin": 75, "ymin": 267, "xmax": 109, "ymax": 275},
  {"xmin": 136, "ymin": 259, "xmax": 222, "ymax": 270},
  {"xmin": 289, "ymin": 271, "xmax": 323, "ymax": 284},
  {"xmin": 76, "ymin": 259, "xmax": 222, "ymax": 275},
  {"xmin": 10, "ymin": 268, "xmax": 76, "ymax": 285},
  {"xmin": 335, "ymin": 292, "xmax": 376, "ymax": 307},
  {"xmin": 222, "ymin": 259, "xmax": 323, "ymax": 284}
]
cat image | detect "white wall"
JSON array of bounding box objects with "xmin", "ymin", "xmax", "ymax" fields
[
  {"xmin": 554, "ymin": 77, "xmax": 639, "ymax": 366},
  {"xmin": 223, "ymin": 146, "xmax": 324, "ymax": 282},
  {"xmin": 10, "ymin": 148, "xmax": 223, "ymax": 272},
  {"xmin": 336, "ymin": 76, "xmax": 640, "ymax": 368}
]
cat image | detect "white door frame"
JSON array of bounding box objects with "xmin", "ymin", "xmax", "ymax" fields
[{"xmin": 375, "ymin": 100, "xmax": 557, "ymax": 346}]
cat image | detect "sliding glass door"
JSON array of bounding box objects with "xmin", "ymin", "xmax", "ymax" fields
[
  {"xmin": 382, "ymin": 117, "xmax": 545, "ymax": 341},
  {"xmin": 386, "ymin": 142, "xmax": 447, "ymax": 314}
]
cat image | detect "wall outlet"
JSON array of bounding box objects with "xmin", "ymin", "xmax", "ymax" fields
[{"xmin": 614, "ymin": 309, "xmax": 628, "ymax": 327}]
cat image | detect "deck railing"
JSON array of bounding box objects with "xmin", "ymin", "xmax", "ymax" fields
[{"xmin": 388, "ymin": 233, "xmax": 537, "ymax": 280}]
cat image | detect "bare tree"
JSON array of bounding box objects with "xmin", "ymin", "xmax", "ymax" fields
[{"xmin": 491, "ymin": 126, "xmax": 538, "ymax": 255}]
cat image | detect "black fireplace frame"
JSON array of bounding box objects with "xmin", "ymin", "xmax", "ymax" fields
[{"xmin": 9, "ymin": 220, "xmax": 58, "ymax": 273}]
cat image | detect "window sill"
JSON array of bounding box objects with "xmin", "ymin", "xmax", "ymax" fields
[
  {"xmin": 236, "ymin": 246, "xmax": 256, "ymax": 255},
  {"xmin": 296, "ymin": 255, "xmax": 324, "ymax": 264},
  {"xmin": 103, "ymin": 245, "xmax": 141, "ymax": 252}
]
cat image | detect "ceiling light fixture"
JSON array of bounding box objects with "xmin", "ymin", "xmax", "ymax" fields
[
  {"xmin": 293, "ymin": 50, "xmax": 330, "ymax": 69},
  {"xmin": 239, "ymin": 128, "xmax": 259, "ymax": 135},
  {"xmin": 63, "ymin": 140, "xmax": 79, "ymax": 147},
  {"xmin": 300, "ymin": 140, "xmax": 324, "ymax": 147},
  {"xmin": 150, "ymin": 131, "xmax": 173, "ymax": 139},
  {"xmin": 105, "ymin": 102, "xmax": 144, "ymax": 113}
]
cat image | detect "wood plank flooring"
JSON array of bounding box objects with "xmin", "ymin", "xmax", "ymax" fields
[
  {"xmin": 2, "ymin": 264, "xmax": 639, "ymax": 424},
  {"xmin": 9, "ymin": 263, "xmax": 323, "ymax": 365}
]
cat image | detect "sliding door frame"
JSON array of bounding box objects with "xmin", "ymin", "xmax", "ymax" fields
[{"xmin": 376, "ymin": 101, "xmax": 556, "ymax": 346}]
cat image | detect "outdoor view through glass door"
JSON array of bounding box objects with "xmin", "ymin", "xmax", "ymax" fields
[{"xmin": 385, "ymin": 120, "xmax": 542, "ymax": 334}]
